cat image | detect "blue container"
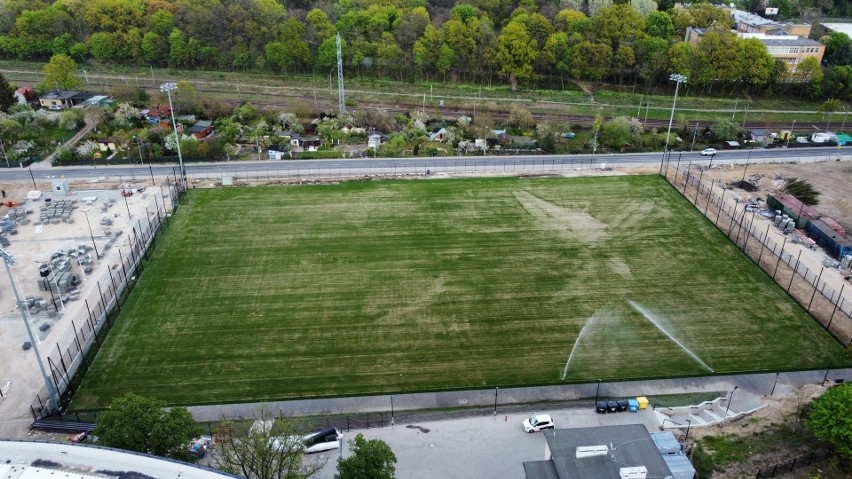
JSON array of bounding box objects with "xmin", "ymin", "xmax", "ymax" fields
[
  {"xmin": 806, "ymin": 220, "xmax": 852, "ymax": 259},
  {"xmin": 628, "ymin": 399, "xmax": 639, "ymax": 412}
]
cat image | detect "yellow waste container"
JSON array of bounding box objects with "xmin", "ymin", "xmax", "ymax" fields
[{"xmin": 636, "ymin": 396, "xmax": 649, "ymax": 410}]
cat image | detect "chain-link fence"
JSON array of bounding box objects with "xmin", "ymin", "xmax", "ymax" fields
[
  {"xmin": 28, "ymin": 178, "xmax": 185, "ymax": 420},
  {"xmin": 755, "ymin": 449, "xmax": 832, "ymax": 478},
  {"xmin": 661, "ymin": 157, "xmax": 852, "ymax": 348}
]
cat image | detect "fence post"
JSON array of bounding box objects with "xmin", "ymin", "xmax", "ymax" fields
[
  {"xmin": 808, "ymin": 267, "xmax": 825, "ymax": 311},
  {"xmin": 772, "ymin": 236, "xmax": 788, "ymax": 280},
  {"xmin": 828, "ymin": 288, "xmax": 845, "ymax": 330},
  {"xmin": 788, "ymin": 250, "xmax": 803, "ymax": 292}
]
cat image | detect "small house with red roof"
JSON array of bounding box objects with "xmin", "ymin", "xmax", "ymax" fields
[{"xmin": 14, "ymin": 86, "xmax": 37, "ymax": 105}]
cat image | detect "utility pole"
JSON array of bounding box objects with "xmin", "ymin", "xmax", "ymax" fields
[
  {"xmin": 337, "ymin": 33, "xmax": 345, "ymax": 115},
  {"xmin": 1, "ymin": 249, "xmax": 60, "ymax": 415}
]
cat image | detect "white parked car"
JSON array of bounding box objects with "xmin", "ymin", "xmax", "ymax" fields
[
  {"xmin": 700, "ymin": 148, "xmax": 717, "ymax": 156},
  {"xmin": 270, "ymin": 427, "xmax": 344, "ymax": 454},
  {"xmin": 48, "ymin": 105, "xmax": 62, "ymax": 111},
  {"xmin": 523, "ymin": 414, "xmax": 555, "ymax": 433}
]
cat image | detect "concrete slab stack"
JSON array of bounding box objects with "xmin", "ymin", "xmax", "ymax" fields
[{"xmin": 38, "ymin": 199, "xmax": 78, "ymax": 226}]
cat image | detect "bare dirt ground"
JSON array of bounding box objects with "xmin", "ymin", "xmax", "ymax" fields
[
  {"xmin": 679, "ymin": 383, "xmax": 850, "ymax": 479},
  {"xmin": 699, "ymin": 161, "xmax": 852, "ymax": 232},
  {"xmin": 0, "ymin": 177, "xmax": 171, "ymax": 438}
]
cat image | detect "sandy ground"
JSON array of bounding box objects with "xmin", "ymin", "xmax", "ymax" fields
[{"xmin": 0, "ymin": 177, "xmax": 172, "ymax": 438}]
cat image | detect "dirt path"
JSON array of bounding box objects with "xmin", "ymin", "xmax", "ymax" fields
[{"xmin": 35, "ymin": 112, "xmax": 99, "ymax": 169}]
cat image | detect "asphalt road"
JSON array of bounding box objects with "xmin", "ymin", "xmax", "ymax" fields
[{"xmin": 0, "ymin": 147, "xmax": 845, "ymax": 183}]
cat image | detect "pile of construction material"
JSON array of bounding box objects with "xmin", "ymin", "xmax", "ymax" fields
[
  {"xmin": 100, "ymin": 198, "xmax": 116, "ymax": 213},
  {"xmin": 35, "ymin": 246, "xmax": 89, "ymax": 300},
  {"xmin": 18, "ymin": 295, "xmax": 62, "ymax": 319},
  {"xmin": 38, "ymin": 199, "xmax": 78, "ymax": 225},
  {"xmin": 5, "ymin": 205, "xmax": 33, "ymax": 225}
]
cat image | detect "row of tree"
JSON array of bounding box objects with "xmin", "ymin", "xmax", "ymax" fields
[
  {"xmin": 1, "ymin": 0, "xmax": 851, "ymax": 98},
  {"xmin": 92, "ymin": 384, "xmax": 852, "ymax": 479},
  {"xmin": 95, "ymin": 393, "xmax": 398, "ymax": 479}
]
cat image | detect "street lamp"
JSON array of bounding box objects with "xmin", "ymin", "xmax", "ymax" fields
[
  {"xmin": 493, "ymin": 387, "xmax": 498, "ymax": 416},
  {"xmin": 134, "ymin": 136, "xmax": 144, "ymax": 165},
  {"xmin": 1, "ymin": 248, "xmax": 60, "ymax": 415},
  {"xmin": 662, "ymin": 74, "xmax": 688, "ymax": 174},
  {"xmin": 159, "ymin": 82, "xmax": 186, "ymax": 190},
  {"xmin": 725, "ymin": 386, "xmax": 738, "ymax": 415},
  {"xmin": 785, "ymin": 120, "xmax": 796, "ymax": 148}
]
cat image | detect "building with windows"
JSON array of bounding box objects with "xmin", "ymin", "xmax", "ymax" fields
[
  {"xmin": 740, "ymin": 33, "xmax": 825, "ymax": 66},
  {"xmin": 684, "ymin": 28, "xmax": 825, "ymax": 67}
]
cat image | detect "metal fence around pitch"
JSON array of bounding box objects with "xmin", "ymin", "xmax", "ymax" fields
[
  {"xmin": 204, "ymin": 158, "xmax": 618, "ymax": 182},
  {"xmin": 660, "ymin": 157, "xmax": 852, "ymax": 348},
  {"xmin": 28, "ymin": 178, "xmax": 185, "ymax": 420},
  {"xmin": 755, "ymin": 449, "xmax": 832, "ymax": 478}
]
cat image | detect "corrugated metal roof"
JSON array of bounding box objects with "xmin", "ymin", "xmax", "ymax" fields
[
  {"xmin": 808, "ymin": 220, "xmax": 852, "ymax": 247},
  {"xmin": 768, "ymin": 194, "xmax": 820, "ymax": 221},
  {"xmin": 650, "ymin": 431, "xmax": 682, "ymax": 455},
  {"xmin": 662, "ymin": 454, "xmax": 697, "ymax": 479}
]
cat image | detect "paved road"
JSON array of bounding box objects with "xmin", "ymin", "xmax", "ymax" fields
[
  {"xmin": 0, "ymin": 147, "xmax": 847, "ymax": 183},
  {"xmin": 187, "ymin": 368, "xmax": 852, "ymax": 423}
]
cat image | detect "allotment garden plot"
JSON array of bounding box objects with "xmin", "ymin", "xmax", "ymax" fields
[{"xmin": 71, "ymin": 176, "xmax": 850, "ymax": 409}]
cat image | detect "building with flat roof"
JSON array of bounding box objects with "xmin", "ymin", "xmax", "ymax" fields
[
  {"xmin": 739, "ymin": 33, "xmax": 825, "ymax": 66},
  {"xmin": 0, "ymin": 440, "xmax": 235, "ymax": 479},
  {"xmin": 523, "ymin": 424, "xmax": 676, "ymax": 479},
  {"xmin": 821, "ymin": 23, "xmax": 852, "ymax": 37}
]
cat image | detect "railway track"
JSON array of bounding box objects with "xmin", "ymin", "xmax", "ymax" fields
[{"xmin": 2, "ymin": 69, "xmax": 837, "ymax": 130}]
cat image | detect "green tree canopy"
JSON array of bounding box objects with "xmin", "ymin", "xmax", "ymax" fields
[
  {"xmin": 806, "ymin": 383, "xmax": 852, "ymax": 459},
  {"xmin": 767, "ymin": 0, "xmax": 793, "ymax": 19},
  {"xmin": 822, "ymin": 65, "xmax": 852, "ymax": 101},
  {"xmin": 215, "ymin": 406, "xmax": 325, "ymax": 479},
  {"xmin": 782, "ymin": 177, "xmax": 821, "ymax": 205},
  {"xmin": 496, "ymin": 21, "xmax": 537, "ymax": 90},
  {"xmin": 335, "ymin": 433, "xmax": 397, "ymax": 479},
  {"xmin": 572, "ymin": 41, "xmax": 612, "ymax": 81},
  {"xmin": 644, "ymin": 11, "xmax": 673, "ymax": 39},
  {"xmin": 0, "ymin": 73, "xmax": 15, "ymax": 112},
  {"xmin": 600, "ymin": 116, "xmax": 631, "ymax": 147},
  {"xmin": 592, "ymin": 4, "xmax": 644, "ymax": 53},
  {"xmin": 42, "ymin": 54, "xmax": 83, "ymax": 90},
  {"xmin": 821, "ymin": 32, "xmax": 852, "ymax": 67},
  {"xmin": 94, "ymin": 393, "xmax": 195, "ymax": 461}
]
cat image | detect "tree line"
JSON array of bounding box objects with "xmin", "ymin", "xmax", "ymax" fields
[{"xmin": 0, "ymin": 0, "xmax": 850, "ymax": 99}]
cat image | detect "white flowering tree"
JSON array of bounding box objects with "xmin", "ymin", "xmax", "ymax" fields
[
  {"xmin": 113, "ymin": 103, "xmax": 140, "ymax": 129},
  {"xmin": 76, "ymin": 140, "xmax": 99, "ymax": 157},
  {"xmin": 278, "ymin": 112, "xmax": 298, "ymax": 129}
]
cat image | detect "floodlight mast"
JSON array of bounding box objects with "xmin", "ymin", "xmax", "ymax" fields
[
  {"xmin": 0, "ymin": 248, "xmax": 60, "ymax": 415},
  {"xmin": 662, "ymin": 73, "xmax": 688, "ymax": 174},
  {"xmin": 159, "ymin": 82, "xmax": 186, "ymax": 191}
]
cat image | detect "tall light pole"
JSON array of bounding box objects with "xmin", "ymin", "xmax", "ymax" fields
[
  {"xmin": 134, "ymin": 135, "xmax": 144, "ymax": 165},
  {"xmin": 662, "ymin": 73, "xmax": 688, "ymax": 174},
  {"xmin": 159, "ymin": 82, "xmax": 186, "ymax": 191},
  {"xmin": 1, "ymin": 248, "xmax": 60, "ymax": 415},
  {"xmin": 785, "ymin": 120, "xmax": 796, "ymax": 148}
]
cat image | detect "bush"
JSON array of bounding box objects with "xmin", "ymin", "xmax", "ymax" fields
[{"xmin": 691, "ymin": 443, "xmax": 715, "ymax": 478}]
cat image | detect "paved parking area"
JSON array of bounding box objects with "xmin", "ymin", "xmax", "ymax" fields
[{"xmin": 310, "ymin": 406, "xmax": 660, "ymax": 479}]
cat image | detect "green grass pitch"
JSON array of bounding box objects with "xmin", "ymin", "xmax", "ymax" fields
[{"xmin": 71, "ymin": 176, "xmax": 851, "ymax": 409}]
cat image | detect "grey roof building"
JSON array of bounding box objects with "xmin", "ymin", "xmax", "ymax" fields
[
  {"xmin": 0, "ymin": 440, "xmax": 235, "ymax": 479},
  {"xmin": 523, "ymin": 424, "xmax": 677, "ymax": 479}
]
